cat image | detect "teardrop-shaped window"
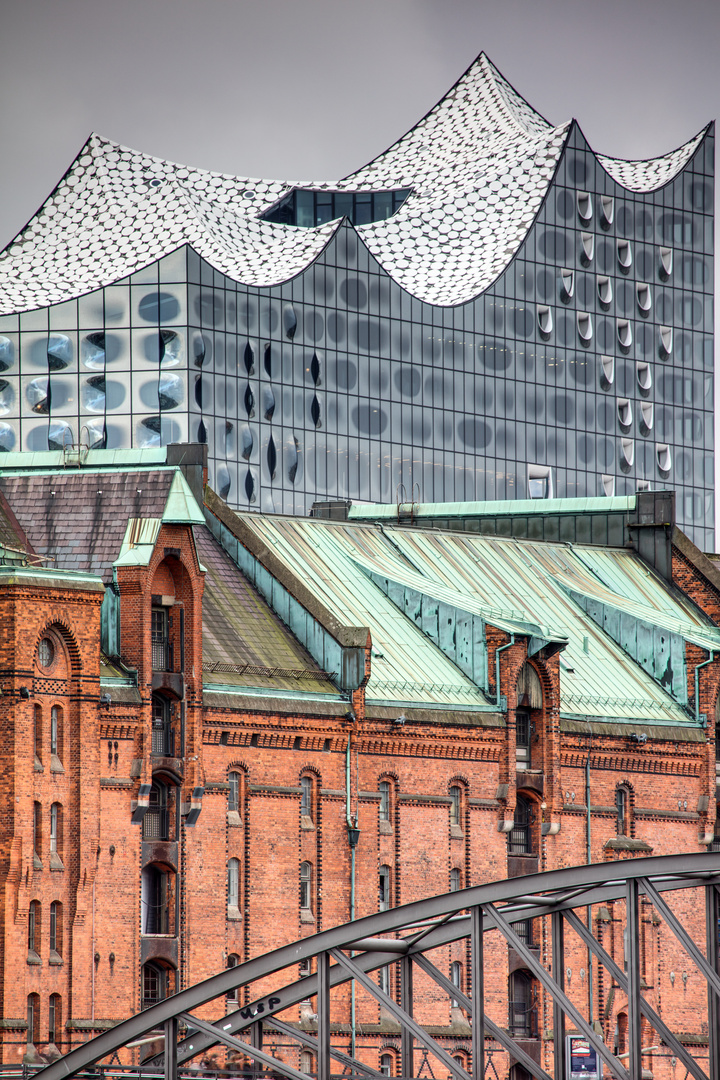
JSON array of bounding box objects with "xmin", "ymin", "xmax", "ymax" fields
[
  {"xmin": 577, "ymin": 192, "xmax": 592, "ymax": 222},
  {"xmin": 637, "ymin": 363, "xmax": 652, "ymax": 391},
  {"xmin": 577, "ymin": 312, "xmax": 593, "ymax": 343},
  {"xmin": 263, "ymin": 386, "xmax": 275, "ymax": 421},
  {"xmin": 310, "ymin": 353, "xmax": 321, "ymax": 385},
  {"xmin": 264, "ymin": 344, "xmax": 272, "ymax": 378},
  {"xmin": 580, "ymin": 232, "xmax": 595, "ymax": 265},
  {"xmin": 47, "ymin": 334, "xmax": 72, "ymax": 371},
  {"xmin": 600, "ymin": 355, "xmax": 615, "ymax": 388},
  {"xmin": 244, "ymin": 469, "xmax": 255, "ymax": 502},
  {"xmin": 244, "ymin": 385, "xmax": 255, "ymax": 418},
  {"xmin": 656, "ymin": 443, "xmax": 671, "ymax": 472},
  {"xmin": 560, "ymin": 269, "xmax": 574, "ymax": 303},
  {"xmin": 621, "ymin": 438, "xmax": 635, "ymax": 466},
  {"xmin": 244, "ymin": 342, "xmax": 255, "ymax": 374},
  {"xmin": 617, "ymin": 319, "xmax": 632, "ymax": 351},
  {"xmin": 267, "ymin": 435, "xmax": 277, "ymax": 479},
  {"xmin": 597, "ymin": 276, "xmax": 612, "ymax": 307},
  {"xmin": 537, "ymin": 305, "xmax": 553, "ymax": 336},
  {"xmin": 195, "ymin": 375, "xmax": 203, "ymax": 409},
  {"xmin": 617, "ymin": 398, "xmax": 632, "ymax": 428},
  {"xmin": 636, "ymin": 283, "xmax": 652, "ymax": 313},
  {"xmin": 659, "ymin": 326, "xmax": 673, "ymax": 359},
  {"xmin": 617, "ymin": 239, "xmax": 632, "ymax": 271},
  {"xmin": 197, "ymin": 419, "xmax": 207, "ymax": 444},
  {"xmin": 283, "ymin": 306, "xmax": 297, "ymax": 340},
  {"xmin": 600, "ymin": 196, "xmax": 614, "ymax": 228},
  {"xmin": 311, "ymin": 394, "xmax": 321, "ymax": 428},
  {"xmin": 659, "ymin": 246, "xmax": 673, "ymax": 280}
]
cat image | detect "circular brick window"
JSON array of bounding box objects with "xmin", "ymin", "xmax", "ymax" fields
[{"xmin": 38, "ymin": 637, "xmax": 55, "ymax": 669}]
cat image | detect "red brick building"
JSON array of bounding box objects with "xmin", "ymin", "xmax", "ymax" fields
[{"xmin": 0, "ymin": 447, "xmax": 719, "ymax": 1080}]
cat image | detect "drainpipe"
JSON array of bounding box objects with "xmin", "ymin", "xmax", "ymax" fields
[
  {"xmin": 585, "ymin": 743, "xmax": 594, "ymax": 1027},
  {"xmin": 345, "ymin": 734, "xmax": 358, "ymax": 1059},
  {"xmin": 694, "ymin": 652, "xmax": 716, "ymax": 726},
  {"xmin": 495, "ymin": 635, "xmax": 515, "ymax": 709}
]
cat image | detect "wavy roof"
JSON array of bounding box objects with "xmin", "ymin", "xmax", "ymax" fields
[{"xmin": 0, "ymin": 54, "xmax": 707, "ymax": 314}]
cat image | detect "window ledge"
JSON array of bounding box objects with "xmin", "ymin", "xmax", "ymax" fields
[
  {"xmin": 301, "ymin": 816, "xmax": 315, "ymax": 831},
  {"xmin": 379, "ymin": 820, "xmax": 393, "ymax": 835},
  {"xmin": 227, "ymin": 906, "xmax": 242, "ymax": 922},
  {"xmin": 49, "ymin": 951, "xmax": 63, "ymax": 966},
  {"xmin": 50, "ymin": 755, "xmax": 65, "ymax": 775},
  {"xmin": 27, "ymin": 951, "xmax": 41, "ymax": 966},
  {"xmin": 34, "ymin": 757, "xmax": 43, "ymax": 773},
  {"xmin": 49, "ymin": 852, "xmax": 65, "ymax": 872},
  {"xmin": 33, "ymin": 854, "xmax": 42, "ymax": 870},
  {"xmin": 450, "ymin": 825, "xmax": 464, "ymax": 840},
  {"xmin": 227, "ymin": 811, "xmax": 242, "ymax": 828},
  {"xmin": 300, "ymin": 908, "xmax": 315, "ymax": 925}
]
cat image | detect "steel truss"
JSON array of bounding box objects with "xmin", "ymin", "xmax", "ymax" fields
[{"xmin": 38, "ymin": 854, "xmax": 720, "ymax": 1080}]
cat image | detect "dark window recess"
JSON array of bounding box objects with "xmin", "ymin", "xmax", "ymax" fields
[
  {"xmin": 509, "ymin": 970, "xmax": 537, "ymax": 1038},
  {"xmin": 509, "ymin": 796, "xmax": 533, "ymax": 855},
  {"xmin": 516, "ymin": 712, "xmax": 531, "ymax": 769},
  {"xmin": 142, "ymin": 962, "xmax": 168, "ymax": 1010},
  {"xmin": 151, "ymin": 695, "xmax": 174, "ymax": 756},
  {"xmin": 151, "ymin": 608, "xmax": 171, "ymax": 671},
  {"xmin": 616, "ymin": 787, "xmax": 628, "ymax": 836},
  {"xmin": 143, "ymin": 782, "xmax": 169, "ymax": 841},
  {"xmin": 143, "ymin": 866, "xmax": 170, "ymax": 934},
  {"xmin": 512, "ymin": 919, "xmax": 533, "ymax": 947},
  {"xmin": 262, "ymin": 188, "xmax": 412, "ymax": 227}
]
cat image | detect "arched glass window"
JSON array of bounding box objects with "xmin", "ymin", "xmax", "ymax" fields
[
  {"xmin": 50, "ymin": 901, "xmax": 62, "ymax": 956},
  {"xmin": 33, "ymin": 801, "xmax": 41, "ymax": 862},
  {"xmin": 227, "ymin": 858, "xmax": 240, "ymax": 911},
  {"xmin": 616, "ymin": 787, "xmax": 629, "ymax": 836},
  {"xmin": 151, "ymin": 694, "xmax": 174, "ymax": 756},
  {"xmin": 28, "ymin": 900, "xmax": 40, "ymax": 955},
  {"xmin": 300, "ymin": 862, "xmax": 312, "ymax": 910},
  {"xmin": 50, "ymin": 705, "xmax": 63, "ymax": 761},
  {"xmin": 450, "ymin": 868, "xmax": 461, "ymax": 893},
  {"xmin": 300, "ymin": 776, "xmax": 313, "ymax": 820},
  {"xmin": 379, "ymin": 865, "xmax": 391, "ymax": 911},
  {"xmin": 228, "ymin": 771, "xmax": 240, "ymax": 814},
  {"xmin": 27, "ymin": 993, "xmax": 40, "ymax": 1045},
  {"xmin": 50, "ymin": 803, "xmax": 61, "ymax": 854},
  {"xmin": 142, "ymin": 962, "xmax": 168, "ymax": 1010},
  {"xmin": 143, "ymin": 781, "xmax": 169, "ymax": 840},
  {"xmin": 34, "ymin": 705, "xmax": 42, "ymax": 764},
  {"xmin": 380, "ymin": 1054, "xmax": 394, "ymax": 1077},
  {"xmin": 509, "ymin": 796, "xmax": 533, "ymax": 855},
  {"xmin": 509, "ymin": 971, "xmax": 536, "ymax": 1037},
  {"xmin": 48, "ymin": 994, "xmax": 62, "ymax": 1046},
  {"xmin": 449, "ymin": 786, "xmax": 461, "ymax": 827},
  {"xmin": 378, "ymin": 965, "xmax": 390, "ymax": 995},
  {"xmin": 516, "ymin": 712, "xmax": 531, "ymax": 768},
  {"xmin": 301, "ymin": 1051, "xmax": 315, "ymax": 1077},
  {"xmin": 379, "ymin": 781, "xmax": 391, "ymax": 822},
  {"xmin": 450, "ymin": 961, "xmax": 463, "ymax": 1007},
  {"xmin": 226, "ymin": 954, "xmax": 240, "ymax": 1003}
]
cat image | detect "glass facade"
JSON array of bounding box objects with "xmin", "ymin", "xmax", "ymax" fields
[{"xmin": 0, "ymin": 85, "xmax": 713, "ymax": 547}]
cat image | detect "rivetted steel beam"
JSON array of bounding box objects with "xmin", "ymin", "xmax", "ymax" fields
[
  {"xmin": 317, "ymin": 952, "xmax": 331, "ymax": 1080},
  {"xmin": 470, "ymin": 907, "xmax": 484, "ymax": 1080},
  {"xmin": 269, "ymin": 1017, "xmax": 384, "ymax": 1078},
  {"xmin": 330, "ymin": 948, "xmax": 469, "ymax": 1080},
  {"xmin": 164, "ymin": 1018, "xmax": 177, "ymax": 1080},
  {"xmin": 706, "ymin": 885, "xmax": 720, "ymax": 1080},
  {"xmin": 641, "ymin": 877, "xmax": 720, "ymax": 999},
  {"xmin": 410, "ymin": 952, "xmax": 553, "ymax": 1080},
  {"xmin": 563, "ymin": 908, "xmax": 707, "ymax": 1080},
  {"xmin": 400, "ymin": 951, "xmax": 414, "ymax": 1080},
  {"xmin": 178, "ymin": 1012, "xmax": 310, "ymax": 1080},
  {"xmin": 484, "ymin": 903, "xmax": 629, "ymax": 1080},
  {"xmin": 551, "ymin": 911, "xmax": 565, "ymax": 1080},
  {"xmin": 626, "ymin": 878, "xmax": 642, "ymax": 1080}
]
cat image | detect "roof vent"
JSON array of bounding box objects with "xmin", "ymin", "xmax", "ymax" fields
[{"xmin": 600, "ymin": 196, "xmax": 615, "ymax": 229}]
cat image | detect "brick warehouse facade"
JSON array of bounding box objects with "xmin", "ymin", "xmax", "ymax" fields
[{"xmin": 0, "ymin": 449, "xmax": 719, "ymax": 1080}]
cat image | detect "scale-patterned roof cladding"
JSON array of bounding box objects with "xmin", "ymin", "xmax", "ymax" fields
[{"xmin": 0, "ymin": 55, "xmax": 707, "ymax": 313}]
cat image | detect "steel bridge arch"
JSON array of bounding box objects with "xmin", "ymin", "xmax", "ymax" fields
[{"xmin": 38, "ymin": 853, "xmax": 720, "ymax": 1080}]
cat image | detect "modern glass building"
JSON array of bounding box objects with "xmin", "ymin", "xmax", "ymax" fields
[{"xmin": 0, "ymin": 54, "xmax": 714, "ymax": 546}]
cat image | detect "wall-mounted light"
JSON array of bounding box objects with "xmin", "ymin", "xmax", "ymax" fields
[
  {"xmin": 19, "ymin": 686, "xmax": 30, "ymax": 699},
  {"xmin": 347, "ymin": 827, "xmax": 361, "ymax": 848}
]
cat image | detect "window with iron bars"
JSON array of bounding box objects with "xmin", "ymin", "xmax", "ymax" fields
[
  {"xmin": 508, "ymin": 970, "xmax": 537, "ymax": 1038},
  {"xmin": 508, "ymin": 796, "xmax": 534, "ymax": 855},
  {"xmin": 151, "ymin": 608, "xmax": 171, "ymax": 672},
  {"xmin": 151, "ymin": 694, "xmax": 175, "ymax": 756}
]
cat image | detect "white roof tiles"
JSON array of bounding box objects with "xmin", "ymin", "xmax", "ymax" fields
[{"xmin": 0, "ymin": 53, "xmax": 708, "ymax": 314}]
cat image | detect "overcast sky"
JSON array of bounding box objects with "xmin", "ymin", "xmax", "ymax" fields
[{"xmin": 1, "ymin": 0, "xmax": 719, "ymax": 248}]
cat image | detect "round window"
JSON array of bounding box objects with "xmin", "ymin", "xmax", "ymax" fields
[{"xmin": 38, "ymin": 637, "xmax": 55, "ymax": 669}]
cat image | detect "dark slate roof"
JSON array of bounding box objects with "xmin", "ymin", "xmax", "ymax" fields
[
  {"xmin": 0, "ymin": 470, "xmax": 174, "ymax": 582},
  {"xmin": 195, "ymin": 526, "xmax": 336, "ymax": 695}
]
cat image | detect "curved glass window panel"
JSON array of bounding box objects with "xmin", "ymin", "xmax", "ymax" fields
[
  {"xmin": 267, "ymin": 434, "xmax": 277, "ymax": 479},
  {"xmin": 191, "ymin": 332, "xmax": 207, "ymax": 368},
  {"xmin": 138, "ymin": 415, "xmax": 162, "ymax": 448},
  {"xmin": 621, "ymin": 438, "xmax": 635, "ymax": 467},
  {"xmin": 617, "ymin": 398, "xmax": 632, "ymax": 428},
  {"xmin": 617, "ymin": 319, "xmax": 633, "ymax": 350},
  {"xmin": 580, "ymin": 232, "xmax": 594, "ymax": 265},
  {"xmin": 600, "ymin": 355, "xmax": 615, "ymax": 389},
  {"xmin": 310, "ymin": 353, "xmax": 321, "ymax": 386},
  {"xmin": 262, "ymin": 386, "xmax": 275, "ymax": 421},
  {"xmin": 659, "ymin": 325, "xmax": 673, "ymax": 359},
  {"xmin": 600, "ymin": 196, "xmax": 615, "ymax": 228},
  {"xmin": 283, "ymin": 306, "xmax": 297, "ymax": 341},
  {"xmin": 244, "ymin": 468, "xmax": 256, "ymax": 503},
  {"xmin": 657, "ymin": 443, "xmax": 672, "ymax": 472},
  {"xmin": 617, "ymin": 239, "xmax": 633, "ymax": 271},
  {"xmin": 138, "ymin": 290, "xmax": 180, "ymax": 323},
  {"xmin": 243, "ymin": 342, "xmax": 254, "ymax": 374},
  {"xmin": 560, "ymin": 269, "xmax": 574, "ymax": 302},
  {"xmin": 240, "ymin": 424, "xmax": 253, "ymax": 461},
  {"xmin": 82, "ymin": 332, "xmax": 105, "ymax": 371},
  {"xmin": 159, "ymin": 329, "xmax": 182, "ymax": 366},
  {"xmin": 48, "ymin": 420, "xmax": 73, "ymax": 451},
  {"xmin": 537, "ymin": 305, "xmax": 553, "ymax": 336},
  {"xmin": 577, "ymin": 192, "xmax": 592, "ymax": 222},
  {"xmin": 602, "ymin": 474, "xmax": 616, "ymax": 497},
  {"xmin": 261, "ymin": 187, "xmax": 412, "ymax": 226},
  {"xmin": 659, "ymin": 246, "xmax": 673, "ymax": 280},
  {"xmin": 0, "ymin": 380, "xmax": 14, "ymax": 416},
  {"xmin": 0, "ymin": 422, "xmax": 16, "ymax": 452},
  {"xmin": 637, "ymin": 363, "xmax": 652, "ymax": 391},
  {"xmin": 0, "ymin": 336, "xmax": 15, "ymax": 373},
  {"xmin": 158, "ymin": 373, "xmax": 184, "ymax": 411},
  {"xmin": 577, "ymin": 312, "xmax": 593, "ymax": 343},
  {"xmin": 640, "ymin": 401, "xmax": 654, "ymax": 434},
  {"xmin": 597, "ymin": 276, "xmax": 613, "ymax": 307},
  {"xmin": 636, "ymin": 283, "xmax": 652, "ymax": 313},
  {"xmin": 311, "ymin": 394, "xmax": 321, "ymax": 428},
  {"xmin": 27, "ymin": 377, "xmax": 50, "ymax": 414},
  {"xmin": 47, "ymin": 335, "xmax": 72, "ymax": 371},
  {"xmin": 82, "ymin": 375, "xmax": 106, "ymax": 413},
  {"xmin": 285, "ymin": 433, "xmax": 299, "ymax": 483},
  {"xmin": 83, "ymin": 418, "xmax": 106, "ymax": 449},
  {"xmin": 244, "ymin": 385, "xmax": 255, "ymax": 418}
]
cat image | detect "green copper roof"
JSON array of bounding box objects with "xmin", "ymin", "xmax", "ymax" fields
[
  {"xmin": 347, "ymin": 496, "xmax": 637, "ymax": 519},
  {"xmin": 162, "ymin": 470, "xmax": 205, "ymax": 525},
  {"xmin": 0, "ymin": 448, "xmax": 167, "ymax": 474}
]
